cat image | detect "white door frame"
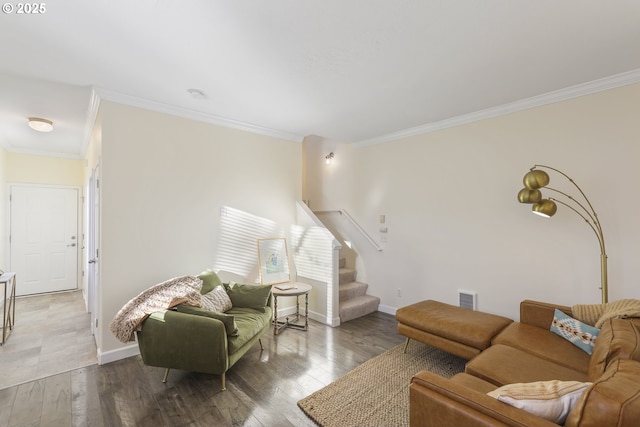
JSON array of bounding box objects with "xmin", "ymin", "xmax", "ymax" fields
[
  {"xmin": 87, "ymin": 164, "xmax": 100, "ymax": 339},
  {"xmin": 9, "ymin": 183, "xmax": 82, "ymax": 295}
]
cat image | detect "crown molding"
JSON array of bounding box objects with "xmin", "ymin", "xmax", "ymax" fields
[
  {"xmin": 79, "ymin": 88, "xmax": 102, "ymax": 159},
  {"xmin": 2, "ymin": 146, "xmax": 84, "ymax": 160},
  {"xmin": 93, "ymin": 87, "xmax": 305, "ymax": 143},
  {"xmin": 353, "ymin": 68, "xmax": 640, "ymax": 148}
]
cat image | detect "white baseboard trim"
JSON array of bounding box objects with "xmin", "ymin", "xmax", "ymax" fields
[
  {"xmin": 277, "ymin": 306, "xmax": 341, "ymax": 327},
  {"xmin": 308, "ymin": 310, "xmax": 341, "ymax": 327},
  {"xmin": 97, "ymin": 343, "xmax": 140, "ymax": 365},
  {"xmin": 378, "ymin": 304, "xmax": 397, "ymax": 316}
]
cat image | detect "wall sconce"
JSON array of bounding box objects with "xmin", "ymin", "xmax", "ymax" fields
[
  {"xmin": 28, "ymin": 117, "xmax": 54, "ymax": 132},
  {"xmin": 517, "ymin": 164, "xmax": 608, "ymax": 303},
  {"xmin": 325, "ymin": 152, "xmax": 335, "ymax": 165}
]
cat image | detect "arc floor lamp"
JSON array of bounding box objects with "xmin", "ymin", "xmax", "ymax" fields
[{"xmin": 517, "ymin": 165, "xmax": 608, "ymax": 303}]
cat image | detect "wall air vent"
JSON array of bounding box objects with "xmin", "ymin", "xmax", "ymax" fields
[{"xmin": 458, "ymin": 290, "xmax": 477, "ymax": 310}]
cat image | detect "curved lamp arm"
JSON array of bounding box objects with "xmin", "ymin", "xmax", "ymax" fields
[
  {"xmin": 536, "ymin": 165, "xmax": 605, "ymax": 238},
  {"xmin": 517, "ymin": 164, "xmax": 608, "ymax": 303}
]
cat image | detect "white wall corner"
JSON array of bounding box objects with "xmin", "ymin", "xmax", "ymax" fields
[
  {"xmin": 97, "ymin": 343, "xmax": 140, "ymax": 365},
  {"xmin": 378, "ymin": 304, "xmax": 397, "ymax": 316}
]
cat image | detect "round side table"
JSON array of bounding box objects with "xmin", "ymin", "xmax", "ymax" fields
[{"xmin": 271, "ymin": 282, "xmax": 312, "ymax": 335}]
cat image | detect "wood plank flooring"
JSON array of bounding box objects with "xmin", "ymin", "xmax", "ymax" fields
[{"xmin": 0, "ymin": 310, "xmax": 404, "ymax": 427}]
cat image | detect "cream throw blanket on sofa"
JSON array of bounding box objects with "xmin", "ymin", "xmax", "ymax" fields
[
  {"xmin": 110, "ymin": 275, "xmax": 203, "ymax": 343},
  {"xmin": 572, "ymin": 299, "xmax": 640, "ymax": 328}
]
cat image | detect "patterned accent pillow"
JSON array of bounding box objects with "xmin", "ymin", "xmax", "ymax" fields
[
  {"xmin": 550, "ymin": 309, "xmax": 600, "ymax": 354},
  {"xmin": 487, "ymin": 380, "xmax": 592, "ymax": 424},
  {"xmin": 201, "ymin": 285, "xmax": 233, "ymax": 313}
]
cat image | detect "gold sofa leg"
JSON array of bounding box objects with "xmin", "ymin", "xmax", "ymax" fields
[
  {"xmin": 221, "ymin": 372, "xmax": 226, "ymax": 391},
  {"xmin": 403, "ymin": 337, "xmax": 411, "ymax": 353},
  {"xmin": 259, "ymin": 338, "xmax": 264, "ymax": 350},
  {"xmin": 162, "ymin": 368, "xmax": 170, "ymax": 383}
]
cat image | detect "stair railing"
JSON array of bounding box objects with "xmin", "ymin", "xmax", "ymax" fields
[{"xmin": 314, "ymin": 210, "xmax": 383, "ymax": 252}]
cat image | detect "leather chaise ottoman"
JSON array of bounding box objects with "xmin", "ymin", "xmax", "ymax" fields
[{"xmin": 396, "ymin": 300, "xmax": 513, "ymax": 360}]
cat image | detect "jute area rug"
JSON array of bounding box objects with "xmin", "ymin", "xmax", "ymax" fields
[{"xmin": 297, "ymin": 343, "xmax": 467, "ymax": 427}]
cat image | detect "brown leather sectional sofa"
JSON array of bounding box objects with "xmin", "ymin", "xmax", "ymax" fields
[{"xmin": 406, "ymin": 300, "xmax": 640, "ymax": 426}]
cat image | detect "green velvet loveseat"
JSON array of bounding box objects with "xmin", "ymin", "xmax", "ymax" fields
[{"xmin": 136, "ymin": 270, "xmax": 272, "ymax": 391}]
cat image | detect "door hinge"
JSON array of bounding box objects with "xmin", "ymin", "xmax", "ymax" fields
[{"xmin": 95, "ymin": 319, "xmax": 98, "ymax": 328}]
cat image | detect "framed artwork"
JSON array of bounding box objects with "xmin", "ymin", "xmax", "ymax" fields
[{"xmin": 257, "ymin": 238, "xmax": 290, "ymax": 285}]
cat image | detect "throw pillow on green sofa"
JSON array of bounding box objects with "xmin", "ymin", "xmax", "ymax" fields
[
  {"xmin": 197, "ymin": 269, "xmax": 223, "ymax": 294},
  {"xmin": 224, "ymin": 281, "xmax": 272, "ymax": 312},
  {"xmin": 174, "ymin": 304, "xmax": 239, "ymax": 336},
  {"xmin": 201, "ymin": 285, "xmax": 233, "ymax": 313}
]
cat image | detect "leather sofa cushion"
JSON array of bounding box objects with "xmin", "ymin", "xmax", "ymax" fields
[
  {"xmin": 396, "ymin": 300, "xmax": 512, "ymax": 351},
  {"xmin": 565, "ymin": 359, "xmax": 640, "ymax": 427},
  {"xmin": 493, "ymin": 322, "xmax": 590, "ymax": 374},
  {"xmin": 465, "ymin": 344, "xmax": 587, "ymax": 387},
  {"xmin": 588, "ymin": 318, "xmax": 640, "ymax": 382}
]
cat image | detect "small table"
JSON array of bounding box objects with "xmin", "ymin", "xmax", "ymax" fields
[
  {"xmin": 0, "ymin": 272, "xmax": 16, "ymax": 346},
  {"xmin": 271, "ymin": 282, "xmax": 312, "ymax": 335}
]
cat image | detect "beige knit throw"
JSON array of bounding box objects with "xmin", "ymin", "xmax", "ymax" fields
[
  {"xmin": 109, "ymin": 275, "xmax": 203, "ymax": 343},
  {"xmin": 572, "ymin": 299, "xmax": 640, "ymax": 328}
]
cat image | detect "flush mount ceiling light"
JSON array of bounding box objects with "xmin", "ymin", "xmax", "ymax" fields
[
  {"xmin": 187, "ymin": 88, "xmax": 206, "ymax": 99},
  {"xmin": 28, "ymin": 117, "xmax": 54, "ymax": 132}
]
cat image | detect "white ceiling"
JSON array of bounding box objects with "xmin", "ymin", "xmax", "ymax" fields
[{"xmin": 1, "ymin": 1, "xmax": 640, "ymax": 159}]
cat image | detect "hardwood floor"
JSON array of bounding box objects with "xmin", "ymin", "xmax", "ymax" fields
[{"xmin": 0, "ymin": 311, "xmax": 404, "ymax": 427}]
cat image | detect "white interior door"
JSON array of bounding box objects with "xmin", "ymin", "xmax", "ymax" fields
[{"xmin": 10, "ymin": 185, "xmax": 79, "ymax": 296}]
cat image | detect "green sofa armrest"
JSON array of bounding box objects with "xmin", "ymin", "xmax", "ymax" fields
[{"xmin": 136, "ymin": 309, "xmax": 229, "ymax": 375}]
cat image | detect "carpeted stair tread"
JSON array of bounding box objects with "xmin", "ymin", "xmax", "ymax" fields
[
  {"xmin": 339, "ymin": 281, "xmax": 368, "ymax": 300},
  {"xmin": 339, "ymin": 294, "xmax": 380, "ymax": 323},
  {"xmin": 339, "ymin": 267, "xmax": 357, "ymax": 284}
]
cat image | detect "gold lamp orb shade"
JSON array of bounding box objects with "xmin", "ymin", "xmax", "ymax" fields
[
  {"xmin": 523, "ymin": 170, "xmax": 550, "ymax": 189},
  {"xmin": 517, "ymin": 188, "xmax": 542, "ymax": 204},
  {"xmin": 532, "ymin": 199, "xmax": 557, "ymax": 217}
]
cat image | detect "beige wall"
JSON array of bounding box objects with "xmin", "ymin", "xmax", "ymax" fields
[
  {"xmin": 97, "ymin": 101, "xmax": 302, "ymax": 357},
  {"xmin": 5, "ymin": 152, "xmax": 84, "ymax": 186},
  {"xmin": 305, "ymin": 83, "xmax": 640, "ymax": 320}
]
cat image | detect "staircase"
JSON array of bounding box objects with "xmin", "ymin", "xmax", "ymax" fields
[{"xmin": 338, "ymin": 256, "xmax": 380, "ymax": 323}]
